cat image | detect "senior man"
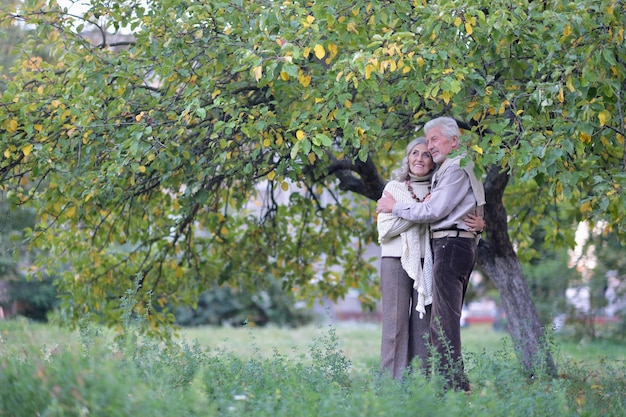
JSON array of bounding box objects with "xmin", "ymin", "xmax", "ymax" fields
[{"xmin": 376, "ymin": 116, "xmax": 485, "ymax": 392}]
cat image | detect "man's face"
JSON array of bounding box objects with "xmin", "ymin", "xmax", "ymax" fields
[{"xmin": 426, "ymin": 126, "xmax": 458, "ymax": 163}]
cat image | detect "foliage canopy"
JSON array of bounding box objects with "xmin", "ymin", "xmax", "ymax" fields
[{"xmin": 1, "ymin": 0, "xmax": 624, "ymax": 333}]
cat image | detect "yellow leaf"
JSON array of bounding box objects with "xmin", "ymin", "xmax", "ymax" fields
[
  {"xmin": 263, "ymin": 138, "xmax": 271, "ymax": 147},
  {"xmin": 471, "ymin": 145, "xmax": 483, "ymax": 155},
  {"xmin": 306, "ymin": 15, "xmax": 315, "ymax": 24},
  {"xmin": 465, "ymin": 22, "xmax": 473, "ymax": 35},
  {"xmin": 598, "ymin": 110, "xmax": 610, "ymax": 126},
  {"xmin": 566, "ymin": 76, "xmax": 575, "ymax": 92},
  {"xmin": 220, "ymin": 225, "xmax": 229, "ymax": 236},
  {"xmin": 441, "ymin": 91, "xmax": 451, "ymax": 104},
  {"xmin": 326, "ymin": 43, "xmax": 338, "ymax": 63},
  {"xmin": 22, "ymin": 144, "xmax": 33, "ymax": 156},
  {"xmin": 498, "ymin": 100, "xmax": 510, "ymax": 114},
  {"xmin": 579, "ymin": 132, "xmax": 591, "ymax": 143},
  {"xmin": 212, "ymin": 89, "xmax": 221, "ymax": 99},
  {"xmin": 281, "ymin": 181, "xmax": 289, "ymax": 191},
  {"xmin": 267, "ymin": 170, "xmax": 276, "ymax": 180},
  {"xmin": 558, "ymin": 87, "xmax": 564, "ymax": 103},
  {"xmin": 253, "ymin": 66, "xmax": 263, "ymax": 82},
  {"xmin": 6, "ymin": 118, "xmax": 18, "ymax": 133},
  {"xmin": 4, "ymin": 149, "xmax": 10, "ymax": 158},
  {"xmin": 563, "ymin": 25, "xmax": 572, "ymax": 37},
  {"xmin": 417, "ymin": 57, "xmax": 425, "ymax": 67},
  {"xmin": 139, "ymin": 165, "xmax": 146, "ymax": 173},
  {"xmin": 308, "ymin": 152, "xmax": 316, "ymax": 164},
  {"xmin": 66, "ymin": 205, "xmax": 76, "ymax": 218},
  {"xmin": 314, "ymin": 44, "xmax": 325, "ymax": 59},
  {"xmin": 345, "ymin": 99, "xmax": 352, "ymax": 108},
  {"xmin": 296, "ymin": 130, "xmax": 305, "ymax": 141},
  {"xmin": 580, "ymin": 200, "xmax": 592, "ymax": 215},
  {"xmin": 280, "ymin": 71, "xmax": 289, "ymax": 80},
  {"xmin": 454, "ymin": 17, "xmax": 462, "ymax": 27},
  {"xmin": 298, "ymin": 70, "xmax": 311, "ymax": 87}
]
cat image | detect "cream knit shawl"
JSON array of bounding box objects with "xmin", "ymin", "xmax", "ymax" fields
[{"xmin": 377, "ymin": 179, "xmax": 433, "ymax": 318}]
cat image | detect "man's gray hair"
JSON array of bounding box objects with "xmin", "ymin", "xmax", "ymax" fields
[
  {"xmin": 391, "ymin": 137, "xmax": 428, "ymax": 181},
  {"xmin": 424, "ymin": 117, "xmax": 460, "ymax": 140}
]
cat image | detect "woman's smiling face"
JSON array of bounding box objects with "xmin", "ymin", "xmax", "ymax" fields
[{"xmin": 408, "ymin": 143, "xmax": 434, "ymax": 176}]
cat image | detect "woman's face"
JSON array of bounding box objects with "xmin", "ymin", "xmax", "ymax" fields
[{"xmin": 408, "ymin": 143, "xmax": 434, "ymax": 176}]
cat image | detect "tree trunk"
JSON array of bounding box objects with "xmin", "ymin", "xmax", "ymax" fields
[{"xmin": 478, "ymin": 165, "xmax": 557, "ymax": 375}]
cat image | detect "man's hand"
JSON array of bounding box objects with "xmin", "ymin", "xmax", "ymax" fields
[
  {"xmin": 376, "ymin": 191, "xmax": 396, "ymax": 214},
  {"xmin": 464, "ymin": 212, "xmax": 486, "ymax": 233}
]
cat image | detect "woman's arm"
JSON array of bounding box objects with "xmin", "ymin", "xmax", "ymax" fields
[
  {"xmin": 377, "ymin": 212, "xmax": 416, "ymax": 241},
  {"xmin": 376, "ymin": 181, "xmax": 421, "ymax": 241}
]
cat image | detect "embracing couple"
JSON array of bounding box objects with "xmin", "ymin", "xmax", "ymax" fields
[{"xmin": 376, "ymin": 116, "xmax": 485, "ymax": 392}]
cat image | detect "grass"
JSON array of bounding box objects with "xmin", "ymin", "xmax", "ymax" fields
[
  {"xmin": 1, "ymin": 317, "xmax": 625, "ymax": 416},
  {"xmin": 176, "ymin": 321, "xmax": 511, "ymax": 372},
  {"xmin": 3, "ymin": 317, "xmax": 624, "ymax": 368}
]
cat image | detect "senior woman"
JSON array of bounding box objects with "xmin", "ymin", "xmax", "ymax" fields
[{"xmin": 377, "ymin": 137, "xmax": 484, "ymax": 380}]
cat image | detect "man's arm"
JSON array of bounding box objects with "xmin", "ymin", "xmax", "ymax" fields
[{"xmin": 378, "ymin": 165, "xmax": 470, "ymax": 223}]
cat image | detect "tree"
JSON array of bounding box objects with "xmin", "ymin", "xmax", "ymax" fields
[{"xmin": 1, "ymin": 0, "xmax": 624, "ymax": 374}]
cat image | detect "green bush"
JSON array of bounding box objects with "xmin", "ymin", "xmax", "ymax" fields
[
  {"xmin": 5, "ymin": 274, "xmax": 58, "ymax": 322},
  {"xmin": 174, "ymin": 277, "xmax": 313, "ymax": 328}
]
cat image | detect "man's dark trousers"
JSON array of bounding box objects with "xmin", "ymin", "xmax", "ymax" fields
[{"xmin": 430, "ymin": 236, "xmax": 477, "ymax": 392}]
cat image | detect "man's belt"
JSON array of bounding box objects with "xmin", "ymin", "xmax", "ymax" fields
[{"xmin": 431, "ymin": 230, "xmax": 476, "ymax": 239}]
